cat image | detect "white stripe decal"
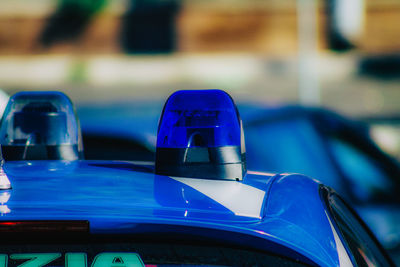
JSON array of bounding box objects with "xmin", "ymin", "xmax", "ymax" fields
[
  {"xmin": 172, "ymin": 177, "xmax": 265, "ymax": 218},
  {"xmin": 0, "ymin": 170, "xmax": 10, "ymax": 190},
  {"xmin": 325, "ymin": 211, "xmax": 353, "ymax": 267}
]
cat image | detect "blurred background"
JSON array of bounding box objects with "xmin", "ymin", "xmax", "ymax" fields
[
  {"xmin": 0, "ymin": 0, "xmax": 398, "ymax": 105},
  {"xmin": 1, "ymin": 0, "xmax": 400, "ymax": 156},
  {"xmin": 1, "ymin": 0, "xmax": 400, "ymax": 261}
]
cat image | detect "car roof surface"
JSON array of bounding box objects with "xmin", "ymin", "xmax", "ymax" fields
[{"xmin": 1, "ymin": 160, "xmax": 342, "ymax": 267}]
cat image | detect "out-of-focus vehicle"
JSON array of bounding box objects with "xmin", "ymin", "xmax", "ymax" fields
[
  {"xmin": 78, "ymin": 101, "xmax": 400, "ymax": 260},
  {"xmin": 78, "ymin": 100, "xmax": 160, "ymax": 162},
  {"xmin": 0, "ymin": 90, "xmax": 394, "ymax": 267},
  {"xmin": 243, "ymin": 105, "xmax": 400, "ymax": 204}
]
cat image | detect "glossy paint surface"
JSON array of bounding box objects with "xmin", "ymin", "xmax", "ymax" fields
[{"xmin": 1, "ymin": 160, "xmax": 342, "ymax": 267}]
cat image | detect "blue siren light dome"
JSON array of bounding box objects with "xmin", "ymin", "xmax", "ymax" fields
[
  {"xmin": 156, "ymin": 90, "xmax": 246, "ymax": 180},
  {"xmin": 0, "ymin": 91, "xmax": 83, "ymax": 161}
]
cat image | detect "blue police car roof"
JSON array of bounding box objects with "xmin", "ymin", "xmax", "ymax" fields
[{"xmin": 1, "ymin": 160, "xmax": 344, "ymax": 267}]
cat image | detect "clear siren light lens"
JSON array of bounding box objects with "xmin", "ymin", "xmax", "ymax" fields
[{"xmin": 0, "ymin": 91, "xmax": 83, "ymax": 160}]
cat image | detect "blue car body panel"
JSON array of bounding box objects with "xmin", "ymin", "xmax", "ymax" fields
[{"xmin": 0, "ymin": 160, "xmax": 342, "ymax": 267}]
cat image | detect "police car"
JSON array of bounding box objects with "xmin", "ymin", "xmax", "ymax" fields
[
  {"xmin": 0, "ymin": 90, "xmax": 394, "ymax": 266},
  {"xmin": 78, "ymin": 100, "xmax": 400, "ymax": 260}
]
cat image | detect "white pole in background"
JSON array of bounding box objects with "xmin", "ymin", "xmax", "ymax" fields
[{"xmin": 297, "ymin": 0, "xmax": 320, "ymax": 105}]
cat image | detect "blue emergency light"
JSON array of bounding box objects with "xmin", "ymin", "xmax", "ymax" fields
[
  {"xmin": 0, "ymin": 91, "xmax": 83, "ymax": 161},
  {"xmin": 155, "ymin": 90, "xmax": 246, "ymax": 180}
]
